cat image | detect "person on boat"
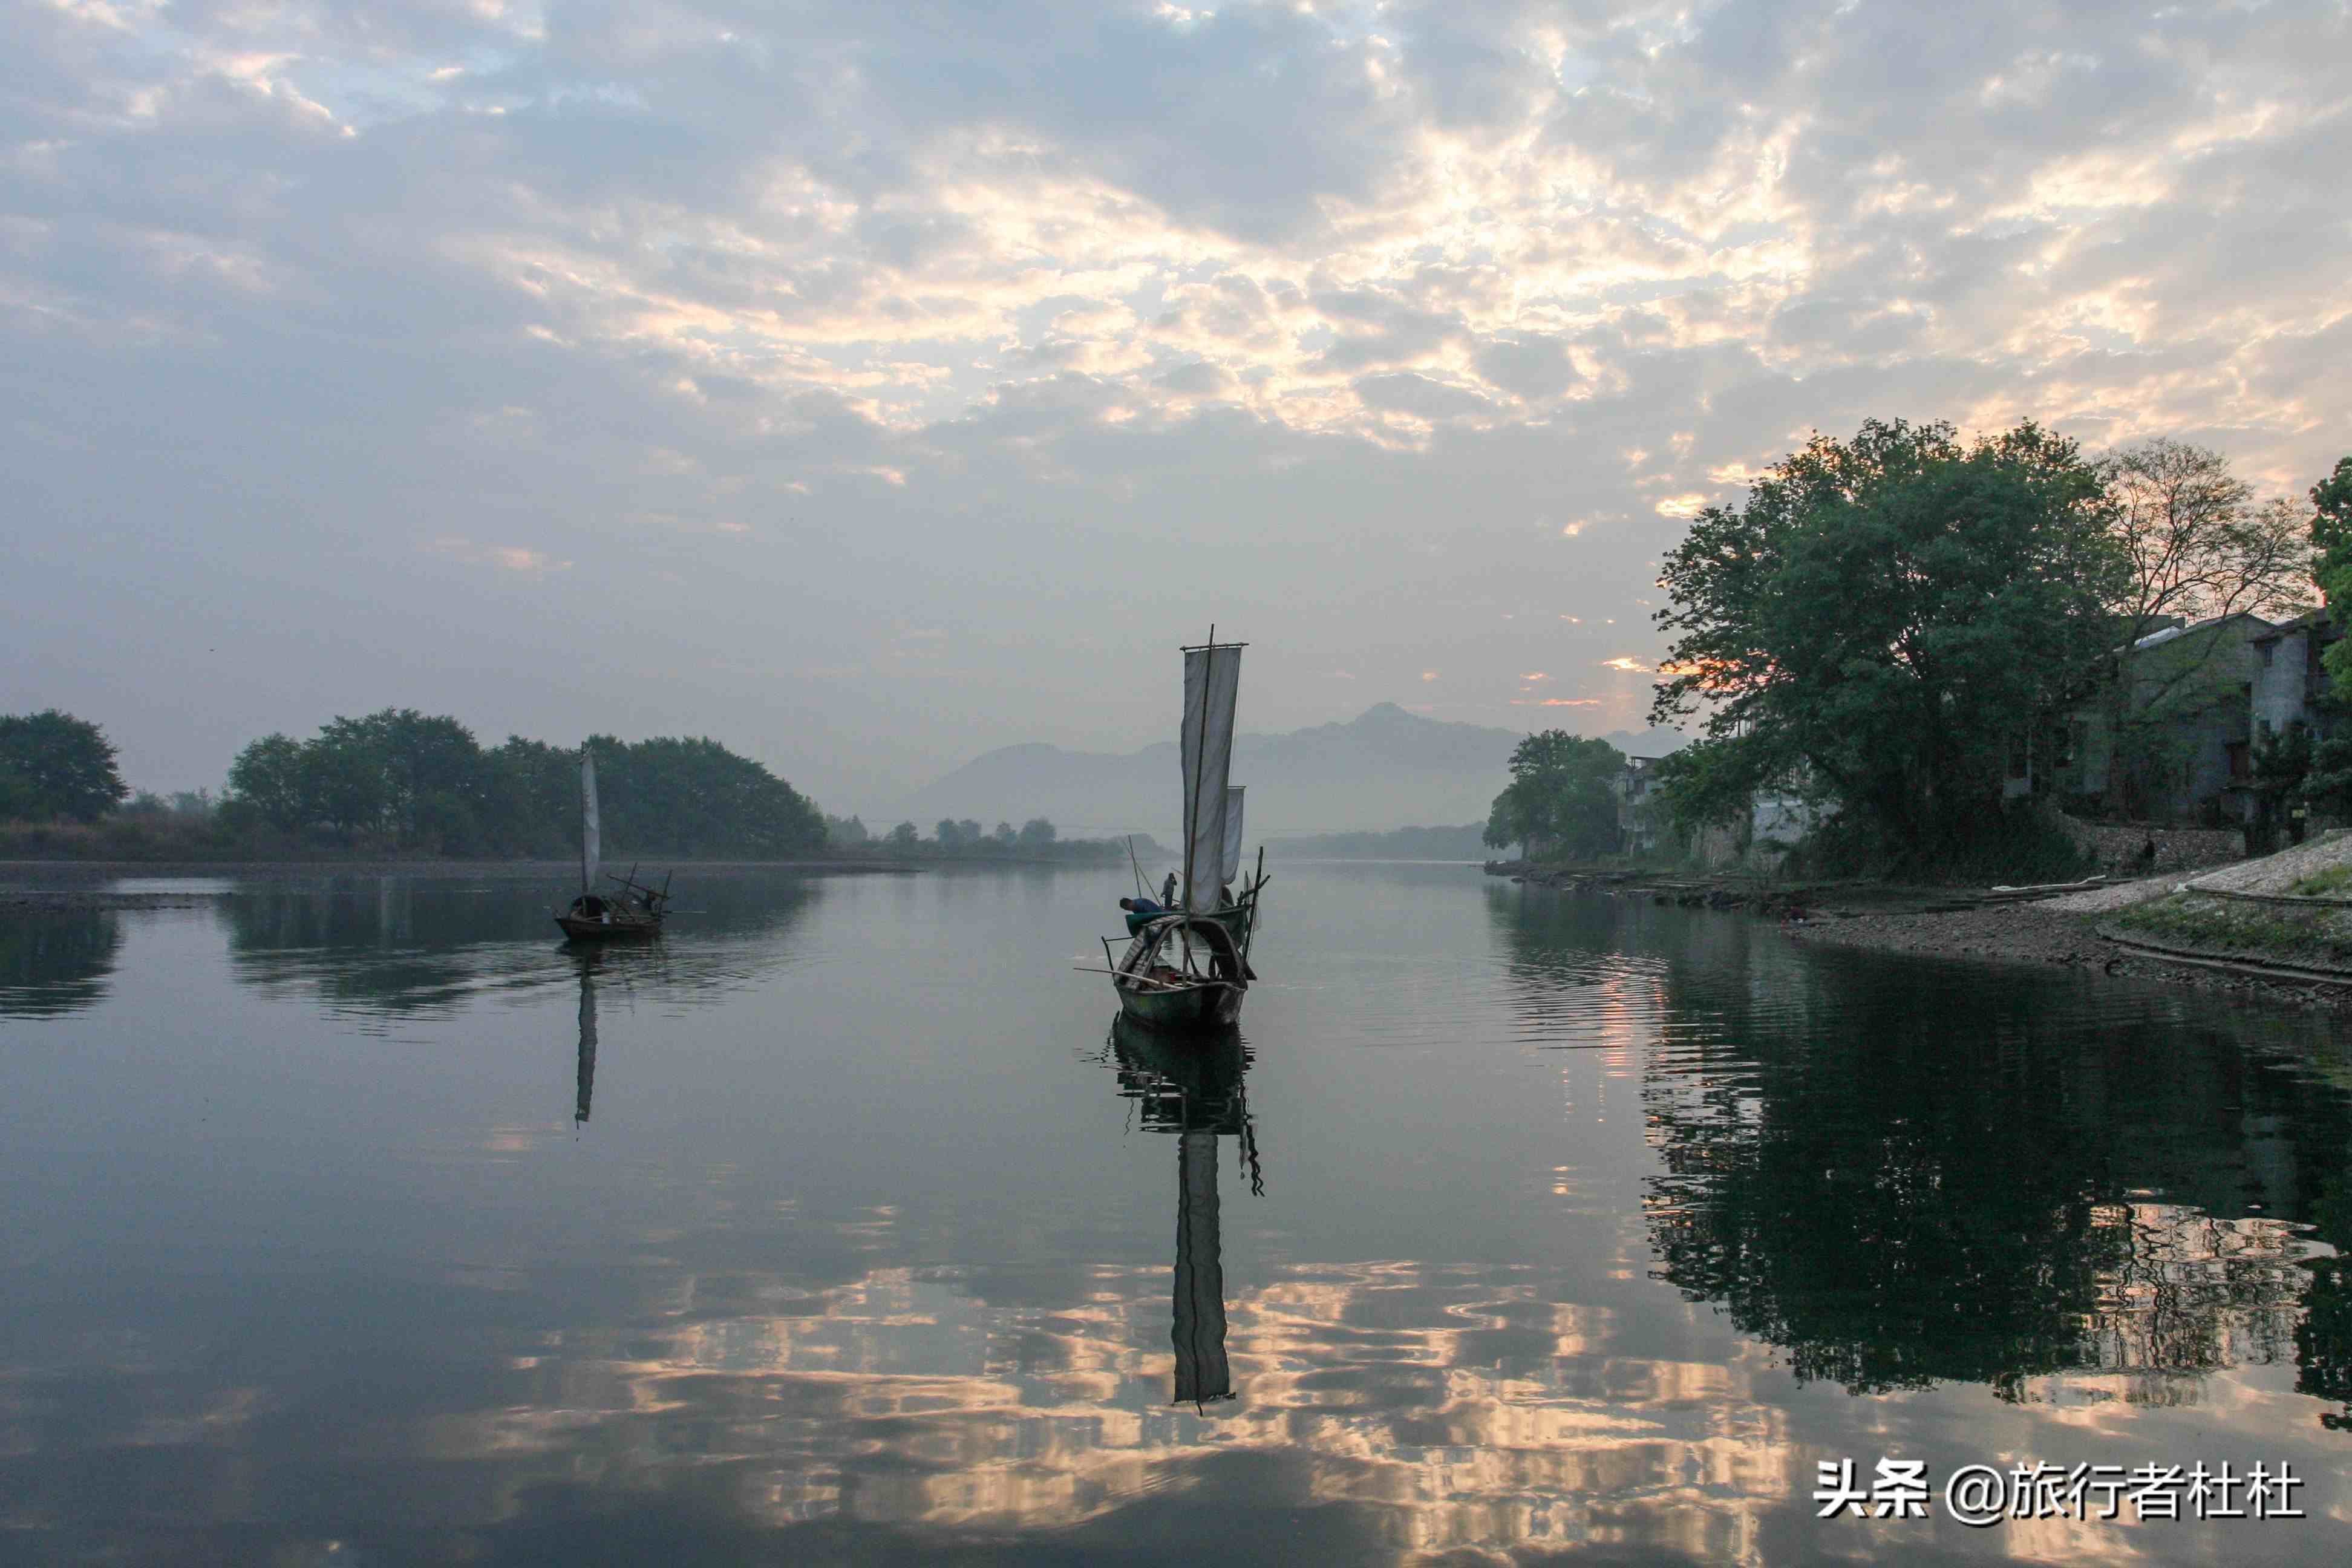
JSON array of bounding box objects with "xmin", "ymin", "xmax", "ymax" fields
[
  {"xmin": 1119, "ymin": 897, "xmax": 1165, "ymax": 917},
  {"xmin": 1160, "ymin": 872, "xmax": 1178, "ymax": 907}
]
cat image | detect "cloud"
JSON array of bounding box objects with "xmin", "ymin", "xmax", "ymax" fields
[
  {"xmin": 1511, "ymin": 697, "xmax": 1602, "ymax": 707},
  {"xmin": 1420, "ymin": 670, "xmax": 1439, "ymax": 682},
  {"xmin": 1600, "ymin": 656, "xmax": 1653, "ymax": 673},
  {"xmin": 425, "ymin": 537, "xmax": 570, "ymax": 576},
  {"xmin": 1520, "ymin": 671, "xmax": 1549, "ymax": 682},
  {"xmin": 7, "ymin": 0, "xmax": 2350, "ymax": 799}
]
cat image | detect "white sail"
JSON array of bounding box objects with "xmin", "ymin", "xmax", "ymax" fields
[
  {"xmin": 1180, "ymin": 642, "xmax": 1241, "ymax": 910},
  {"xmin": 1220, "ymin": 785, "xmax": 1246, "ymax": 890},
  {"xmin": 580, "ymin": 749, "xmax": 602, "ymax": 893}
]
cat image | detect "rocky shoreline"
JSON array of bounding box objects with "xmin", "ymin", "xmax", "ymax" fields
[{"xmin": 1485, "ymin": 859, "xmax": 2352, "ymax": 1013}]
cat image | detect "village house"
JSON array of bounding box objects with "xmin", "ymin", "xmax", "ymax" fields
[
  {"xmin": 2249, "ymin": 608, "xmax": 2343, "ymax": 742},
  {"xmin": 1613, "ymin": 754, "xmax": 1666, "ymax": 855},
  {"xmin": 2050, "ymin": 612, "xmax": 2275, "ymax": 825}
]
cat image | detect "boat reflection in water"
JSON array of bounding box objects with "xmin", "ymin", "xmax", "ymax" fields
[
  {"xmin": 565, "ymin": 941, "xmax": 670, "ymax": 1131},
  {"xmin": 1102, "ymin": 1015, "xmax": 1263, "ymax": 1410},
  {"xmin": 574, "ymin": 952, "xmax": 598, "ymax": 1128}
]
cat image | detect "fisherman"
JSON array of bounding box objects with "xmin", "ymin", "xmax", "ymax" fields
[
  {"xmin": 2137, "ymin": 835, "xmax": 2158, "ymax": 873},
  {"xmin": 1119, "ymin": 896, "xmax": 1165, "ymax": 918},
  {"xmin": 1160, "ymin": 872, "xmax": 1178, "ymax": 906}
]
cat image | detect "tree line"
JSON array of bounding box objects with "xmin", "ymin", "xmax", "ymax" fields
[
  {"xmin": 222, "ymin": 711, "xmax": 828, "ymax": 858},
  {"xmin": 1, "ymin": 704, "xmax": 1155, "ymax": 865},
  {"xmin": 1645, "ymin": 424, "xmax": 2345, "ymax": 879},
  {"xmin": 0, "ymin": 707, "xmax": 829, "ymax": 860},
  {"xmin": 825, "ymin": 814, "xmax": 1156, "ymax": 861}
]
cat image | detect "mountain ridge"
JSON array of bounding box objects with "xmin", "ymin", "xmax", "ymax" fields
[{"xmin": 895, "ymin": 704, "xmax": 1685, "ymax": 838}]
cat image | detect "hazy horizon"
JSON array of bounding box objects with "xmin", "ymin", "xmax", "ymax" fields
[{"xmin": 7, "ymin": 2, "xmax": 2345, "ymax": 811}]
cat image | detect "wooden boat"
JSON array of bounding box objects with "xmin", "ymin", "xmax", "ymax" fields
[
  {"xmin": 1087, "ymin": 629, "xmax": 1265, "ymax": 1030},
  {"xmin": 556, "ymin": 870, "xmax": 668, "ymax": 939},
  {"xmin": 1109, "ymin": 913, "xmax": 1249, "ymax": 1028},
  {"xmin": 553, "ymin": 745, "xmax": 670, "ymax": 940}
]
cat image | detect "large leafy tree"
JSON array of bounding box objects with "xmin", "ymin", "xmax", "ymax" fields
[
  {"xmin": 1483, "ymin": 730, "xmax": 1622, "ymax": 860},
  {"xmin": 0, "ymin": 710, "xmax": 130, "ymax": 823},
  {"xmin": 1648, "ymin": 419, "xmax": 2128, "ymax": 865}
]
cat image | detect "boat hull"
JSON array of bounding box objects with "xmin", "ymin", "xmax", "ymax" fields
[
  {"xmin": 555, "ymin": 914, "xmax": 661, "ymax": 940},
  {"xmin": 1115, "ymin": 980, "xmax": 1244, "ymax": 1030}
]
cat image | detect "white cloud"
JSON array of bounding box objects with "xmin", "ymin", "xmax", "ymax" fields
[{"xmin": 5, "ymin": 0, "xmax": 2348, "ymax": 797}]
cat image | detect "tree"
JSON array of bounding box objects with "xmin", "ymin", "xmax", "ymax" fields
[
  {"xmin": 826, "ymin": 814, "xmax": 870, "ymax": 846},
  {"xmin": 1481, "ymin": 794, "xmax": 1521, "ymax": 858},
  {"xmin": 2312, "ymin": 457, "xmax": 2352, "ymax": 688},
  {"xmin": 1018, "ymin": 817, "xmax": 1057, "ymax": 848},
  {"xmin": 226, "ymin": 733, "xmax": 313, "ymax": 831},
  {"xmin": 935, "ymin": 818, "xmax": 967, "ymax": 848},
  {"xmin": 1483, "ymin": 730, "xmax": 1622, "ymax": 860},
  {"xmin": 0, "ymin": 710, "xmax": 131, "ymax": 823},
  {"xmin": 2103, "ymin": 439, "xmax": 2309, "ymax": 635},
  {"xmin": 1650, "ymin": 419, "xmax": 2128, "ymax": 872},
  {"xmin": 992, "ymin": 821, "xmax": 1016, "ymax": 846},
  {"xmin": 2091, "ymin": 440, "xmax": 2313, "ymax": 812},
  {"xmin": 887, "ymin": 821, "xmax": 920, "ymax": 848}
]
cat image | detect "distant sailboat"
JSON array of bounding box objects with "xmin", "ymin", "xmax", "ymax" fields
[
  {"xmin": 555, "ymin": 745, "xmax": 670, "ymax": 939},
  {"xmin": 1091, "ymin": 632, "xmax": 1268, "ymax": 1030}
]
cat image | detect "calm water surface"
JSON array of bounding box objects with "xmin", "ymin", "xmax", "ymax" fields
[{"xmin": 3, "ymin": 861, "xmax": 2349, "ymax": 1564}]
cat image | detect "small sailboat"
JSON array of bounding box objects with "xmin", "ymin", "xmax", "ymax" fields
[
  {"xmin": 1089, "ymin": 631, "xmax": 1266, "ymax": 1030},
  {"xmin": 554, "ymin": 745, "xmax": 670, "ymax": 940}
]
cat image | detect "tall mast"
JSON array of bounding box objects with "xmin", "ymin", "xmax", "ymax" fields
[{"xmin": 1183, "ymin": 623, "xmax": 1212, "ymax": 910}]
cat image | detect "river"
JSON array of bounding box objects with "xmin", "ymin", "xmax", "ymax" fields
[{"xmin": 2, "ymin": 860, "xmax": 2347, "ymax": 1563}]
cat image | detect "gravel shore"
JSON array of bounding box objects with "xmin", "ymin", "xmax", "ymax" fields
[{"xmin": 1793, "ymin": 895, "xmax": 2352, "ymax": 1010}]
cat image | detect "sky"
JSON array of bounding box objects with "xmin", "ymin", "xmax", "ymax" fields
[{"xmin": 4, "ymin": 0, "xmax": 2348, "ymax": 812}]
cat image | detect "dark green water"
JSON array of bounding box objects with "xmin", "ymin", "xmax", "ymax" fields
[{"xmin": 2, "ymin": 862, "xmax": 2348, "ymax": 1564}]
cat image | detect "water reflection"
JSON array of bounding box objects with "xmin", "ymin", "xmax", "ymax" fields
[
  {"xmin": 226, "ymin": 874, "xmax": 816, "ymax": 1020},
  {"xmin": 10, "ymin": 866, "xmax": 2352, "ymax": 1563},
  {"xmin": 575, "ymin": 953, "xmax": 599, "ymax": 1128},
  {"xmin": 0, "ymin": 909, "xmax": 122, "ymax": 1016},
  {"xmin": 1509, "ymin": 895, "xmax": 2352, "ymax": 1425},
  {"xmin": 1100, "ymin": 1019, "xmax": 1265, "ymax": 1409}
]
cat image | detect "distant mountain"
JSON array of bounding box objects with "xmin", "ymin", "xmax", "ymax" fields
[
  {"xmin": 896, "ymin": 705, "xmax": 1686, "ymax": 838},
  {"xmin": 1263, "ymin": 823, "xmax": 1491, "ymax": 860}
]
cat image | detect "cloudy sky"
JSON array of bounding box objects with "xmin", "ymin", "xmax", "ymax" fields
[{"xmin": 5, "ymin": 0, "xmax": 2347, "ymax": 809}]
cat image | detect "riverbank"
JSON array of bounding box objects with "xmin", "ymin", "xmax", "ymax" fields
[{"xmin": 1489, "ymin": 848, "xmax": 2352, "ymax": 1011}]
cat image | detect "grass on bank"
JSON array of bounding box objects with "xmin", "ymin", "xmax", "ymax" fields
[
  {"xmin": 2289, "ymin": 862, "xmax": 2352, "ymax": 898},
  {"xmin": 2111, "ymin": 893, "xmax": 2352, "ymax": 967}
]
